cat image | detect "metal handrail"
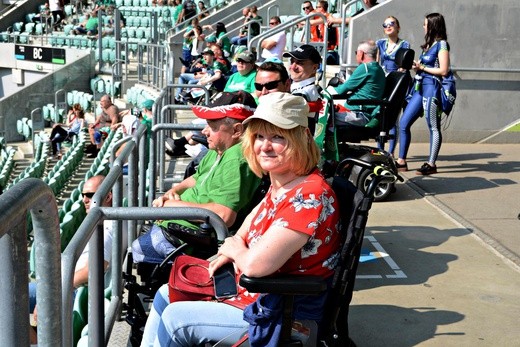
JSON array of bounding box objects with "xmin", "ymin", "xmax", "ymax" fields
[{"xmin": 0, "ymin": 178, "xmax": 62, "ymax": 346}]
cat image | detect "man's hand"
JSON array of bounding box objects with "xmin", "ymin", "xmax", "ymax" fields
[{"xmin": 152, "ymin": 189, "xmax": 181, "ymax": 207}]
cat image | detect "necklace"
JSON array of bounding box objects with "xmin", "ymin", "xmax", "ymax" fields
[{"xmin": 385, "ymin": 38, "xmax": 400, "ymax": 54}]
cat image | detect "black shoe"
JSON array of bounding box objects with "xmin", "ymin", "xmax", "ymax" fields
[
  {"xmin": 179, "ymin": 57, "xmax": 191, "ymax": 68},
  {"xmin": 416, "ymin": 163, "xmax": 437, "ymax": 175},
  {"xmin": 165, "ymin": 137, "xmax": 188, "ymax": 157},
  {"xmin": 395, "ymin": 162, "xmax": 408, "ymax": 172}
]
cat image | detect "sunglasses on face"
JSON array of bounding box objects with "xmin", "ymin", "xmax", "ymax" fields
[
  {"xmin": 302, "ymin": 6, "xmax": 311, "ymax": 10},
  {"xmin": 382, "ymin": 21, "xmax": 396, "ymax": 28},
  {"xmin": 82, "ymin": 192, "xmax": 95, "ymax": 199},
  {"xmin": 236, "ymin": 59, "xmax": 248, "ymax": 64},
  {"xmin": 254, "ymin": 80, "xmax": 282, "ymax": 91}
]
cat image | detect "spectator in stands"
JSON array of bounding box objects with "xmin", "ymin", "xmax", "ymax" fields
[
  {"xmin": 283, "ymin": 44, "xmax": 322, "ymax": 134},
  {"xmin": 327, "ymin": 0, "xmax": 379, "ymax": 27},
  {"xmin": 260, "ymin": 16, "xmax": 286, "ymax": 62},
  {"xmin": 396, "ymin": 13, "xmax": 451, "ymax": 175},
  {"xmin": 376, "ymin": 16, "xmax": 410, "ymax": 157},
  {"xmin": 102, "ymin": 5, "xmax": 126, "ymax": 37},
  {"xmin": 180, "ymin": 17, "xmax": 200, "ymax": 73},
  {"xmin": 254, "ymin": 60, "xmax": 291, "ymax": 99},
  {"xmin": 29, "ymin": 175, "xmax": 120, "ymax": 344},
  {"xmin": 197, "ymin": 0, "xmax": 208, "ymax": 20},
  {"xmin": 49, "ymin": 0, "xmax": 65, "ymax": 28},
  {"xmin": 49, "ymin": 103, "xmax": 86, "ymax": 158},
  {"xmin": 299, "ymin": 1, "xmax": 319, "ymax": 39},
  {"xmin": 205, "ymin": 22, "xmax": 231, "ymax": 57},
  {"xmin": 308, "ymin": 0, "xmax": 339, "ymax": 64},
  {"xmin": 140, "ymin": 92, "xmax": 340, "ymax": 347},
  {"xmin": 190, "ymin": 25, "xmax": 205, "ymax": 66},
  {"xmin": 230, "ymin": 5, "xmax": 262, "ymax": 46},
  {"xmin": 88, "ymin": 94, "xmax": 120, "ymax": 156},
  {"xmin": 177, "ymin": 0, "xmax": 197, "ymax": 25},
  {"xmin": 171, "ymin": 0, "xmax": 183, "ymax": 26},
  {"xmin": 224, "ymin": 50, "xmax": 257, "ymax": 95},
  {"xmin": 132, "ymin": 91, "xmax": 262, "ymax": 264},
  {"xmin": 73, "ymin": 9, "xmax": 98, "ymax": 35},
  {"xmin": 327, "ymin": 40, "xmax": 385, "ymax": 127},
  {"xmin": 32, "ymin": 3, "xmax": 51, "ymax": 24},
  {"xmin": 176, "ymin": 46, "xmax": 229, "ymax": 103}
]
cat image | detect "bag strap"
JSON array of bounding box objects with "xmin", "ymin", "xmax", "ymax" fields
[{"xmin": 179, "ymin": 263, "xmax": 212, "ymax": 287}]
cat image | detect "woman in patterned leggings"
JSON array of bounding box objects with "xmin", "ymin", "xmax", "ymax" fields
[{"xmin": 396, "ymin": 13, "xmax": 451, "ymax": 175}]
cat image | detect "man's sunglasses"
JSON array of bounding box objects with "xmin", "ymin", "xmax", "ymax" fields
[
  {"xmin": 254, "ymin": 80, "xmax": 282, "ymax": 91},
  {"xmin": 82, "ymin": 192, "xmax": 96, "ymax": 199},
  {"xmin": 382, "ymin": 21, "xmax": 396, "ymax": 28},
  {"xmin": 302, "ymin": 6, "xmax": 312, "ymax": 10}
]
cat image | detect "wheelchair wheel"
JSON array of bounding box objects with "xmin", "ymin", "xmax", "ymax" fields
[{"xmin": 357, "ymin": 168, "xmax": 395, "ymax": 202}]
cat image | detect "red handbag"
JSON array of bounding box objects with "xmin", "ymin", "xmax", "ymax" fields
[{"xmin": 168, "ymin": 255, "xmax": 215, "ymax": 303}]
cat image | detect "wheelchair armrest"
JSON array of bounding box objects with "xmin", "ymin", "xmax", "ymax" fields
[{"xmin": 239, "ymin": 275, "xmax": 327, "ymax": 295}]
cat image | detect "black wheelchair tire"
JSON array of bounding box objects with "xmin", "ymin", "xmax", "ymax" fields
[{"xmin": 357, "ymin": 168, "xmax": 395, "ymax": 202}]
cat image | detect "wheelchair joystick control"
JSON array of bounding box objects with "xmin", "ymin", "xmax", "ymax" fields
[{"xmin": 199, "ymin": 216, "xmax": 214, "ymax": 235}]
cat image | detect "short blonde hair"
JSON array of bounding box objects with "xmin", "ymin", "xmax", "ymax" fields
[{"xmin": 242, "ymin": 119, "xmax": 320, "ymax": 177}]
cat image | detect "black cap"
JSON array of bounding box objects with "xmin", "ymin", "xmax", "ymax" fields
[{"xmin": 283, "ymin": 44, "xmax": 322, "ymax": 64}]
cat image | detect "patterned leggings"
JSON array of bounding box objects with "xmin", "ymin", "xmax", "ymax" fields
[{"xmin": 398, "ymin": 80, "xmax": 442, "ymax": 164}]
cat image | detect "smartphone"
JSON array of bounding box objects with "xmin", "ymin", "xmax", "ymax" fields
[{"xmin": 213, "ymin": 263, "xmax": 238, "ymax": 299}]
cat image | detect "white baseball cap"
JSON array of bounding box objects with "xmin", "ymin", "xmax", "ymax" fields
[{"xmin": 243, "ymin": 92, "xmax": 309, "ymax": 129}]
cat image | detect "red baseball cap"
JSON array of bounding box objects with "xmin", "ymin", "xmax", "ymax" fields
[{"xmin": 191, "ymin": 91, "xmax": 257, "ymax": 121}]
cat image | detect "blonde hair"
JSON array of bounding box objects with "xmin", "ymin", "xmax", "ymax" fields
[{"xmin": 242, "ymin": 119, "xmax": 320, "ymax": 177}]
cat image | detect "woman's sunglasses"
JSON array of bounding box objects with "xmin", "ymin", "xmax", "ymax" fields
[
  {"xmin": 382, "ymin": 21, "xmax": 396, "ymax": 29},
  {"xmin": 254, "ymin": 80, "xmax": 282, "ymax": 91}
]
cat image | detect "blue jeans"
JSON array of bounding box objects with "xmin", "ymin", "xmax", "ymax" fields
[
  {"xmin": 141, "ymin": 284, "xmax": 247, "ymax": 346},
  {"xmin": 176, "ymin": 73, "xmax": 200, "ymax": 97},
  {"xmin": 398, "ymin": 79, "xmax": 442, "ymax": 164},
  {"xmin": 231, "ymin": 36, "xmax": 247, "ymax": 46},
  {"xmin": 29, "ymin": 282, "xmax": 76, "ymax": 313}
]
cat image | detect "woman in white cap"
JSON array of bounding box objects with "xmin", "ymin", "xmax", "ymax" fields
[{"xmin": 141, "ymin": 92, "xmax": 340, "ymax": 346}]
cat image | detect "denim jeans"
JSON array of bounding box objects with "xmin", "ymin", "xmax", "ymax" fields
[{"xmin": 141, "ymin": 284, "xmax": 248, "ymax": 346}]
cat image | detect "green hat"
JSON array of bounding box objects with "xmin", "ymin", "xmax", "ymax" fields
[{"xmin": 141, "ymin": 99, "xmax": 154, "ymax": 110}]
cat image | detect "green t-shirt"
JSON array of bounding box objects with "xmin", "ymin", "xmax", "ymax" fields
[
  {"xmin": 224, "ymin": 70, "xmax": 257, "ymax": 94},
  {"xmin": 182, "ymin": 24, "xmax": 194, "ymax": 51},
  {"xmin": 159, "ymin": 143, "xmax": 261, "ymax": 229},
  {"xmin": 333, "ymin": 61, "xmax": 385, "ymax": 117},
  {"xmin": 86, "ymin": 17, "xmax": 99, "ymax": 31},
  {"xmin": 211, "ymin": 59, "xmax": 230, "ymax": 76}
]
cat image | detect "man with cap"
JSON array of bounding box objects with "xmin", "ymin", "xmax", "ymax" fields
[
  {"xmin": 260, "ymin": 16, "xmax": 286, "ymax": 61},
  {"xmin": 132, "ymin": 91, "xmax": 261, "ymax": 263},
  {"xmin": 283, "ymin": 44, "xmax": 322, "ymax": 134},
  {"xmin": 224, "ymin": 50, "xmax": 257, "ymax": 95},
  {"xmin": 327, "ymin": 40, "xmax": 385, "ymax": 127}
]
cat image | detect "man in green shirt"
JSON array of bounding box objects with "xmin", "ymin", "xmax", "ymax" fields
[
  {"xmin": 224, "ymin": 51, "xmax": 257, "ymax": 95},
  {"xmin": 327, "ymin": 40, "xmax": 385, "ymax": 126},
  {"xmin": 132, "ymin": 91, "xmax": 261, "ymax": 263}
]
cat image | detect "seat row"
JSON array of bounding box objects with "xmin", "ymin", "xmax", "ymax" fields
[
  {"xmin": 4, "ymin": 138, "xmax": 49, "ymax": 192},
  {"xmin": 0, "ymin": 146, "xmax": 17, "ymax": 190}
]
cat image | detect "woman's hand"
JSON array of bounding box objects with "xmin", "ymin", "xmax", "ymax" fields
[
  {"xmin": 217, "ymin": 235, "xmax": 246, "ymax": 261},
  {"xmin": 208, "ymin": 255, "xmax": 232, "ymax": 277}
]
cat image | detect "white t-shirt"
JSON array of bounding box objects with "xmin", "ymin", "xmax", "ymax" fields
[
  {"xmin": 261, "ymin": 31, "xmax": 287, "ymax": 61},
  {"xmin": 75, "ymin": 220, "xmax": 113, "ymax": 272}
]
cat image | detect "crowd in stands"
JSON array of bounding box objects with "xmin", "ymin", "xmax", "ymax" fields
[{"xmin": 7, "ymin": 1, "xmax": 455, "ymax": 345}]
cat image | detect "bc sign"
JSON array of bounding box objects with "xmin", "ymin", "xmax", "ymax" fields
[{"xmin": 15, "ymin": 45, "xmax": 66, "ymax": 64}]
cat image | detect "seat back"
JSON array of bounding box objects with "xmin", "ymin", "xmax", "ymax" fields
[
  {"xmin": 318, "ymin": 159, "xmax": 385, "ymax": 346},
  {"xmin": 335, "ymin": 48, "xmax": 415, "ymax": 146}
]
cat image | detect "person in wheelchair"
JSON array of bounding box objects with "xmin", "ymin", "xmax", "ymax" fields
[
  {"xmin": 132, "ymin": 91, "xmax": 261, "ymax": 264},
  {"xmin": 140, "ymin": 92, "xmax": 340, "ymax": 346},
  {"xmin": 326, "ymin": 40, "xmax": 386, "ymax": 127}
]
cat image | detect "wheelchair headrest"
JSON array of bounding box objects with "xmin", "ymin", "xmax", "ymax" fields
[{"xmin": 395, "ymin": 48, "xmax": 415, "ymax": 70}]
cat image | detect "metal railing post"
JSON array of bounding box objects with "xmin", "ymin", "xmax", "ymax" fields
[{"xmin": 0, "ymin": 179, "xmax": 62, "ymax": 346}]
